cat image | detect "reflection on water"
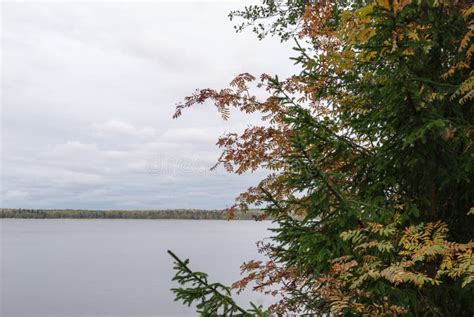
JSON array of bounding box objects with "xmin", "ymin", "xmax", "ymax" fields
[{"xmin": 0, "ymin": 219, "xmax": 274, "ymax": 317}]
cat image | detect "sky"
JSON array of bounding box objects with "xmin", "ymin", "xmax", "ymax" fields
[{"xmin": 1, "ymin": 0, "xmax": 297, "ymax": 210}]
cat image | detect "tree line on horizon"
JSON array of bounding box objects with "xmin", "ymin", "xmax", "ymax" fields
[{"xmin": 0, "ymin": 208, "xmax": 262, "ymax": 220}]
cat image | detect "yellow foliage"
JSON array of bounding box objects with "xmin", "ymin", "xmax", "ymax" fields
[
  {"xmin": 459, "ymin": 21, "xmax": 473, "ymax": 52},
  {"xmin": 393, "ymin": 0, "xmax": 412, "ymax": 13},
  {"xmin": 463, "ymin": 5, "xmax": 474, "ymax": 17},
  {"xmin": 407, "ymin": 29, "xmax": 420, "ymax": 41},
  {"xmin": 334, "ymin": 219, "xmax": 474, "ymax": 313},
  {"xmin": 375, "ymin": 0, "xmax": 391, "ymax": 10},
  {"xmin": 453, "ymin": 71, "xmax": 474, "ymax": 104}
]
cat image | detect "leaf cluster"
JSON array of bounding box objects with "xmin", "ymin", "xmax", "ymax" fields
[{"xmin": 170, "ymin": 0, "xmax": 474, "ymax": 315}]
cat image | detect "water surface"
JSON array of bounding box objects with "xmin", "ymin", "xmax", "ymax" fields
[{"xmin": 0, "ymin": 219, "xmax": 273, "ymax": 317}]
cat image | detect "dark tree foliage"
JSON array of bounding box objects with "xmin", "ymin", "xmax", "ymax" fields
[{"xmin": 170, "ymin": 0, "xmax": 474, "ymax": 315}]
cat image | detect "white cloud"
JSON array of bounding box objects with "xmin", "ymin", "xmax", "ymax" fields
[
  {"xmin": 161, "ymin": 127, "xmax": 221, "ymax": 144},
  {"xmin": 1, "ymin": 1, "xmax": 295, "ymax": 209},
  {"xmin": 94, "ymin": 119, "xmax": 156, "ymax": 138},
  {"xmin": 2, "ymin": 190, "xmax": 29, "ymax": 200}
]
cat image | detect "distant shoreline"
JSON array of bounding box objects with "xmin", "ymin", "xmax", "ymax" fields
[{"xmin": 0, "ymin": 208, "xmax": 263, "ymax": 220}]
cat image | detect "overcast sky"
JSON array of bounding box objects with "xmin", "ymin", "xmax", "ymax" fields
[{"xmin": 1, "ymin": 0, "xmax": 296, "ymax": 210}]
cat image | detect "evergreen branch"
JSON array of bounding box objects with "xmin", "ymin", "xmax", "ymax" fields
[
  {"xmin": 167, "ymin": 250, "xmax": 267, "ymax": 316},
  {"xmin": 300, "ymin": 148, "xmax": 347, "ymax": 206}
]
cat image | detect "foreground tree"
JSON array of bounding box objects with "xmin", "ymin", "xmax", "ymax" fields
[{"xmin": 170, "ymin": 0, "xmax": 474, "ymax": 315}]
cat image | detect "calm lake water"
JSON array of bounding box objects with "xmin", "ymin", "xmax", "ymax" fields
[{"xmin": 0, "ymin": 219, "xmax": 274, "ymax": 317}]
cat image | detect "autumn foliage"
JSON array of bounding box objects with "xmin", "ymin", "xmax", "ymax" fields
[{"xmin": 170, "ymin": 0, "xmax": 474, "ymax": 315}]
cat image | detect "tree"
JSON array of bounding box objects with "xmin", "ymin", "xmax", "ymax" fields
[{"xmin": 169, "ymin": 0, "xmax": 474, "ymax": 315}]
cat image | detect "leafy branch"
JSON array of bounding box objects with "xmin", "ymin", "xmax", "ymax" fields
[{"xmin": 167, "ymin": 250, "xmax": 268, "ymax": 317}]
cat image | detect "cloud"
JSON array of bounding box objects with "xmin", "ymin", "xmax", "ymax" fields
[
  {"xmin": 1, "ymin": 1, "xmax": 294, "ymax": 209},
  {"xmin": 94, "ymin": 119, "xmax": 156, "ymax": 138},
  {"xmin": 161, "ymin": 127, "xmax": 222, "ymax": 144}
]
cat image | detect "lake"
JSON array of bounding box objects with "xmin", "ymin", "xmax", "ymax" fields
[{"xmin": 0, "ymin": 219, "xmax": 275, "ymax": 317}]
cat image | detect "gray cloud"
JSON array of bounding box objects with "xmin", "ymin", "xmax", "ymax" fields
[{"xmin": 1, "ymin": 1, "xmax": 295, "ymax": 209}]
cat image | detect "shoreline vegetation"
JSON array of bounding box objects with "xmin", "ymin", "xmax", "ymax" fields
[{"xmin": 0, "ymin": 208, "xmax": 263, "ymax": 220}]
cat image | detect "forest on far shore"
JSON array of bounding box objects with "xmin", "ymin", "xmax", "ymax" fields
[{"xmin": 0, "ymin": 208, "xmax": 262, "ymax": 220}]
